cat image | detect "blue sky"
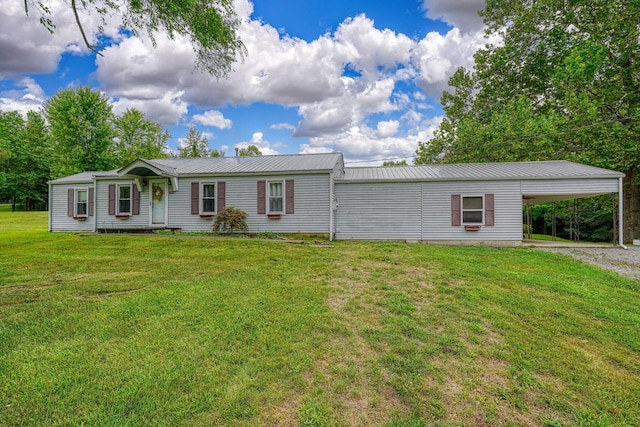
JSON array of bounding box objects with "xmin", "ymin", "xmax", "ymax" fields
[{"xmin": 0, "ymin": 0, "xmax": 489, "ymax": 165}]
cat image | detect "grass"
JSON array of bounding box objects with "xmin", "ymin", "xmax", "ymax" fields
[{"xmin": 1, "ymin": 211, "xmax": 639, "ymax": 426}]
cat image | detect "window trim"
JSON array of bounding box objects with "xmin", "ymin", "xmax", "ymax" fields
[
  {"xmin": 267, "ymin": 180, "xmax": 285, "ymax": 215},
  {"xmin": 116, "ymin": 183, "xmax": 132, "ymax": 216},
  {"xmin": 200, "ymin": 181, "xmax": 217, "ymax": 215},
  {"xmin": 461, "ymin": 195, "xmax": 484, "ymax": 225},
  {"xmin": 75, "ymin": 187, "xmax": 89, "ymax": 218}
]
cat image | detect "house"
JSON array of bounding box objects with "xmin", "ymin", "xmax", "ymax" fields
[{"xmin": 48, "ymin": 153, "xmax": 626, "ymax": 245}]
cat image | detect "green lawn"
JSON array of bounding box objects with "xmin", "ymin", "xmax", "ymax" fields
[{"xmin": 1, "ymin": 212, "xmax": 639, "ymax": 426}]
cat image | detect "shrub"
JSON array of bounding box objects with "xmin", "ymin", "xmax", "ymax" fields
[{"xmin": 213, "ymin": 206, "xmax": 248, "ymax": 234}]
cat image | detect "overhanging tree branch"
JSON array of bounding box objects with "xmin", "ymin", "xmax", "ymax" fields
[{"xmin": 71, "ymin": 0, "xmax": 103, "ymax": 56}]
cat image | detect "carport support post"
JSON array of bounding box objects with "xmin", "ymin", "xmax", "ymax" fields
[{"xmin": 619, "ymin": 177, "xmax": 625, "ymax": 247}]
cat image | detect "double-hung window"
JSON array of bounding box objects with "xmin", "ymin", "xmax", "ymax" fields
[
  {"xmin": 462, "ymin": 196, "xmax": 483, "ymax": 224},
  {"xmin": 117, "ymin": 184, "xmax": 132, "ymax": 215},
  {"xmin": 268, "ymin": 181, "xmax": 283, "ymax": 213},
  {"xmin": 201, "ymin": 182, "xmax": 216, "ymax": 214},
  {"xmin": 76, "ymin": 188, "xmax": 88, "ymax": 217}
]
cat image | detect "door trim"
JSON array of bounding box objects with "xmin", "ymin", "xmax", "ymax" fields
[{"xmin": 149, "ymin": 179, "xmax": 169, "ymax": 227}]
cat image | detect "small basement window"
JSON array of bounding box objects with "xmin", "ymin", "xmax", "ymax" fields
[{"xmin": 462, "ymin": 196, "xmax": 483, "ymax": 224}]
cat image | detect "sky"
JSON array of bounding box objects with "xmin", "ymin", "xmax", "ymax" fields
[{"xmin": 0, "ymin": 0, "xmax": 491, "ymax": 166}]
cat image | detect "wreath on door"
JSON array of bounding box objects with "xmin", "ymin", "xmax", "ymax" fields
[{"xmin": 152, "ymin": 186, "xmax": 164, "ymax": 201}]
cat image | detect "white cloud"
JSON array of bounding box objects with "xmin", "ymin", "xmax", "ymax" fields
[
  {"xmin": 0, "ymin": 0, "xmax": 122, "ymax": 77},
  {"xmin": 421, "ymin": 0, "xmax": 486, "ymax": 33},
  {"xmin": 235, "ymin": 132, "xmax": 280, "ymax": 155},
  {"xmin": 270, "ymin": 122, "xmax": 295, "ymax": 131},
  {"xmin": 192, "ymin": 110, "xmax": 233, "ymax": 129},
  {"xmin": 112, "ymin": 91, "xmax": 189, "ymax": 126},
  {"xmin": 0, "ymin": 77, "xmax": 46, "ymax": 115}
]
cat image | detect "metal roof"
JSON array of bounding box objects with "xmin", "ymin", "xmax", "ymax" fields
[
  {"xmin": 48, "ymin": 171, "xmax": 118, "ymax": 184},
  {"xmin": 339, "ymin": 160, "xmax": 624, "ymax": 182},
  {"xmin": 145, "ymin": 153, "xmax": 343, "ymax": 175}
]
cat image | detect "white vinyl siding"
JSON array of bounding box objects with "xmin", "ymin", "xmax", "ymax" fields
[
  {"xmin": 49, "ymin": 183, "xmax": 94, "ymax": 232},
  {"xmin": 95, "ymin": 179, "xmax": 149, "ymax": 229},
  {"xmin": 335, "ymin": 180, "xmax": 522, "ymax": 241},
  {"xmin": 168, "ymin": 174, "xmax": 331, "ymax": 233},
  {"xmin": 334, "ymin": 182, "xmax": 422, "ymax": 240},
  {"xmin": 423, "ymin": 181, "xmax": 522, "ymax": 241}
]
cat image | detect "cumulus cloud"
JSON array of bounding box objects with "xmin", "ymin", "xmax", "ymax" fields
[
  {"xmin": 0, "ymin": 0, "xmax": 495, "ymax": 163},
  {"xmin": 0, "ymin": 77, "xmax": 46, "ymax": 115},
  {"xmin": 422, "ymin": 0, "xmax": 486, "ymax": 33},
  {"xmin": 112, "ymin": 91, "xmax": 189, "ymax": 126},
  {"xmin": 192, "ymin": 110, "xmax": 233, "ymax": 129},
  {"xmin": 0, "ymin": 0, "xmax": 121, "ymax": 77}
]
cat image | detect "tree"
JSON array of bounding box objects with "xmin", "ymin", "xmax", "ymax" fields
[
  {"xmin": 238, "ymin": 145, "xmax": 262, "ymax": 156},
  {"xmin": 113, "ymin": 108, "xmax": 170, "ymax": 165},
  {"xmin": 0, "ymin": 111, "xmax": 52, "ymax": 211},
  {"xmin": 416, "ymin": 0, "xmax": 640, "ymax": 241},
  {"xmin": 178, "ymin": 126, "xmax": 210, "ymax": 158},
  {"xmin": 210, "ymin": 149, "xmax": 225, "ymax": 157},
  {"xmin": 382, "ymin": 160, "xmax": 408, "ymax": 166},
  {"xmin": 26, "ymin": 0, "xmax": 246, "ymax": 78},
  {"xmin": 45, "ymin": 86, "xmax": 116, "ymax": 177}
]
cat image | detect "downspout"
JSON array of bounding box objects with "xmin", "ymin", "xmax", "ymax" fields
[
  {"xmin": 93, "ymin": 182, "xmax": 97, "ymax": 233},
  {"xmin": 619, "ymin": 177, "xmax": 627, "ymax": 249}
]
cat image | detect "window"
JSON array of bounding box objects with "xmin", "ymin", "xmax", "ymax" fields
[
  {"xmin": 462, "ymin": 196, "xmax": 483, "ymax": 224},
  {"xmin": 118, "ymin": 184, "xmax": 131, "ymax": 215},
  {"xmin": 201, "ymin": 182, "xmax": 216, "ymax": 214},
  {"xmin": 76, "ymin": 189, "xmax": 88, "ymax": 217},
  {"xmin": 268, "ymin": 181, "xmax": 283, "ymax": 213}
]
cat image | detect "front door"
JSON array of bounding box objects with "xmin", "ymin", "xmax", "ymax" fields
[{"xmin": 149, "ymin": 180, "xmax": 168, "ymax": 226}]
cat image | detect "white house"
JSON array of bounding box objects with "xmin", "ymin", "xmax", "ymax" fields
[{"xmin": 48, "ymin": 153, "xmax": 626, "ymax": 245}]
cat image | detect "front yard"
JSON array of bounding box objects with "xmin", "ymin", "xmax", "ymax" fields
[{"xmin": 1, "ymin": 211, "xmax": 639, "ymax": 426}]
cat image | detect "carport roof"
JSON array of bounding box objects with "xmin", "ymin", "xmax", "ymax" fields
[{"xmin": 339, "ymin": 160, "xmax": 624, "ymax": 182}]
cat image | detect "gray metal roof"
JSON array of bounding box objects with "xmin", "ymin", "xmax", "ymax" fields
[
  {"xmin": 339, "ymin": 160, "xmax": 624, "ymax": 182},
  {"xmin": 48, "ymin": 171, "xmax": 118, "ymax": 184},
  {"xmin": 145, "ymin": 153, "xmax": 342, "ymax": 175}
]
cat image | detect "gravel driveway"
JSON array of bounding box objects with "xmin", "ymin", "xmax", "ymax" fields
[{"xmin": 535, "ymin": 245, "xmax": 640, "ymax": 281}]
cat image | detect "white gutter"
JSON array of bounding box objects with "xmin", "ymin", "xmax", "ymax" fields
[{"xmin": 619, "ymin": 177, "xmax": 627, "ymax": 249}]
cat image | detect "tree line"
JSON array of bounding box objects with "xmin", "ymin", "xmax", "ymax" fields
[{"xmin": 0, "ymin": 86, "xmax": 260, "ymax": 211}]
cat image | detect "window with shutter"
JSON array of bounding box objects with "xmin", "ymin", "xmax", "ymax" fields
[{"xmin": 201, "ymin": 182, "xmax": 216, "ymax": 214}]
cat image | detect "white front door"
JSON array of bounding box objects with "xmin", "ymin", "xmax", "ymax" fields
[{"xmin": 149, "ymin": 180, "xmax": 168, "ymax": 226}]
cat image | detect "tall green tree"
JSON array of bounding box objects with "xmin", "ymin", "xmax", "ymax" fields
[
  {"xmin": 26, "ymin": 0, "xmax": 245, "ymax": 78},
  {"xmin": 416, "ymin": 0, "xmax": 640, "ymax": 241},
  {"xmin": 0, "ymin": 111, "xmax": 52, "ymax": 211},
  {"xmin": 113, "ymin": 108, "xmax": 170, "ymax": 165},
  {"xmin": 238, "ymin": 145, "xmax": 262, "ymax": 156},
  {"xmin": 45, "ymin": 86, "xmax": 116, "ymax": 177},
  {"xmin": 178, "ymin": 126, "xmax": 210, "ymax": 158}
]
